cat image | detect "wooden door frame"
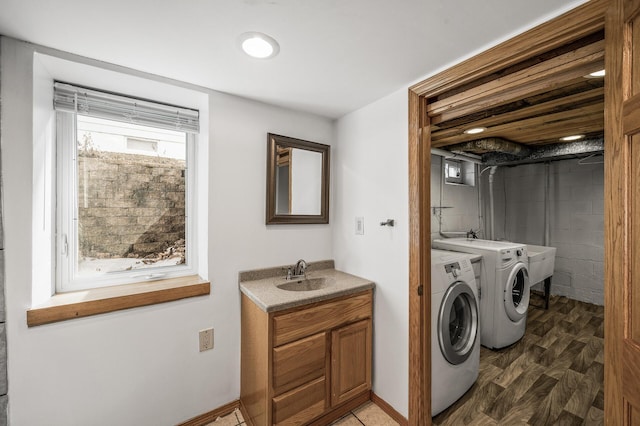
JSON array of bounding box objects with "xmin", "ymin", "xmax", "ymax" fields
[{"xmin": 407, "ymin": 1, "xmax": 612, "ymax": 424}]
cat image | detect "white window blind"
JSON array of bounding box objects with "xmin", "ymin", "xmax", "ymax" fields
[{"xmin": 53, "ymin": 82, "xmax": 200, "ymax": 134}]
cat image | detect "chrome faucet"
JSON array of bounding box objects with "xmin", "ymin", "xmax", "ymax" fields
[{"xmin": 294, "ymin": 259, "xmax": 308, "ymax": 278}]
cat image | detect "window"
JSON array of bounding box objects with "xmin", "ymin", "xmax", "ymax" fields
[
  {"xmin": 444, "ymin": 159, "xmax": 462, "ymax": 183},
  {"xmin": 444, "ymin": 158, "xmax": 476, "ymax": 186},
  {"xmin": 54, "ymin": 83, "xmax": 200, "ymax": 292}
]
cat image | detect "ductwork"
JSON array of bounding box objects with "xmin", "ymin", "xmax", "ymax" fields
[
  {"xmin": 488, "ymin": 166, "xmax": 498, "ymax": 240},
  {"xmin": 448, "ymin": 138, "xmax": 531, "ymax": 157},
  {"xmin": 481, "ymin": 135, "xmax": 604, "ymax": 166}
]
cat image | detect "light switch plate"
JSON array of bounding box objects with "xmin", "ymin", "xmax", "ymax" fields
[{"xmin": 355, "ymin": 217, "xmax": 364, "ymax": 235}]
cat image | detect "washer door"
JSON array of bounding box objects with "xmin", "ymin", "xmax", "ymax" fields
[
  {"xmin": 504, "ymin": 263, "xmax": 530, "ymax": 322},
  {"xmin": 438, "ymin": 281, "xmax": 478, "ymax": 365}
]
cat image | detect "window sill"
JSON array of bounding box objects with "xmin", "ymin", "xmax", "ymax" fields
[{"xmin": 27, "ymin": 275, "xmax": 210, "ymax": 327}]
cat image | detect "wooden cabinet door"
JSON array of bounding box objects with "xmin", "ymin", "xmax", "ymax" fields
[{"xmin": 330, "ymin": 319, "xmax": 372, "ymax": 406}]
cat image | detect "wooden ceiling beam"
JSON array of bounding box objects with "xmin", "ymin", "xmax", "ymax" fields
[
  {"xmin": 508, "ymin": 120, "xmax": 604, "ymax": 143},
  {"xmin": 431, "ymin": 103, "xmax": 603, "ymax": 147},
  {"xmin": 430, "ymin": 86, "xmax": 604, "ymax": 137},
  {"xmin": 430, "ymin": 64, "xmax": 603, "ymax": 125},
  {"xmin": 426, "ymin": 40, "xmax": 604, "ymax": 121}
]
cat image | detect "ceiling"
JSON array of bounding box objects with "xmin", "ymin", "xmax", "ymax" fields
[
  {"xmin": 0, "ymin": 0, "xmax": 587, "ymax": 119},
  {"xmin": 429, "ymin": 30, "xmax": 605, "ymax": 155}
]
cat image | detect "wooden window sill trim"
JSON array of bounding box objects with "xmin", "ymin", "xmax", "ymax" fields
[{"xmin": 27, "ymin": 275, "xmax": 210, "ymax": 327}]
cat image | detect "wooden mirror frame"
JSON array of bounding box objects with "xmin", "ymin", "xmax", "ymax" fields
[{"xmin": 266, "ymin": 133, "xmax": 330, "ymax": 224}]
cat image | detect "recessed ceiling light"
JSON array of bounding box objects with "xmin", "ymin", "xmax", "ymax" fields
[
  {"xmin": 463, "ymin": 127, "xmax": 486, "ymax": 135},
  {"xmin": 585, "ymin": 69, "xmax": 605, "ymax": 78},
  {"xmin": 560, "ymin": 134, "xmax": 585, "ymax": 141},
  {"xmin": 238, "ymin": 32, "xmax": 280, "ymax": 59}
]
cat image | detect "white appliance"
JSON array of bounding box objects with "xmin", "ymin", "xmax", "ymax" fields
[
  {"xmin": 432, "ymin": 238, "xmax": 530, "ymax": 349},
  {"xmin": 431, "ymin": 249, "xmax": 480, "ymax": 416},
  {"xmin": 526, "ymin": 244, "xmax": 556, "ymax": 285}
]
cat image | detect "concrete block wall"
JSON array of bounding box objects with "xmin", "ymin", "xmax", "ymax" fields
[
  {"xmin": 430, "ymin": 154, "xmax": 481, "ymax": 241},
  {"xmin": 78, "ymin": 151, "xmax": 186, "ymax": 259},
  {"xmin": 491, "ymin": 158, "xmax": 604, "ymax": 305}
]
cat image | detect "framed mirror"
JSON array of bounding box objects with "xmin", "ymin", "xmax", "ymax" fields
[{"xmin": 266, "ymin": 133, "xmax": 330, "ymax": 224}]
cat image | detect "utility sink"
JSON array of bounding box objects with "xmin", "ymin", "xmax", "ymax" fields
[
  {"xmin": 527, "ymin": 244, "xmax": 557, "ymax": 284},
  {"xmin": 277, "ymin": 277, "xmax": 331, "ymax": 292}
]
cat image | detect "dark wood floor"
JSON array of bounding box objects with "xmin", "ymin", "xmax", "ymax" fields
[{"xmin": 433, "ymin": 294, "xmax": 604, "ymax": 425}]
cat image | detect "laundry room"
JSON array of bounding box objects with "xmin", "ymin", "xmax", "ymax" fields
[
  {"xmin": 425, "ymin": 21, "xmax": 606, "ymax": 424},
  {"xmin": 431, "ymin": 147, "xmax": 604, "ymax": 305},
  {"xmin": 430, "ymin": 146, "xmax": 605, "ymax": 423}
]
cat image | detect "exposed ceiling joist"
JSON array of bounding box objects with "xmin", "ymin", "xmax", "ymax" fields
[
  {"xmin": 426, "ymin": 39, "xmax": 604, "ymax": 121},
  {"xmin": 432, "ymin": 102, "xmax": 604, "ymax": 147},
  {"xmin": 425, "ymin": 29, "xmax": 605, "ymax": 152},
  {"xmin": 430, "ymin": 86, "xmax": 603, "ymax": 135}
]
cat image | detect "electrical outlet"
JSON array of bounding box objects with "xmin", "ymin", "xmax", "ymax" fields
[
  {"xmin": 199, "ymin": 328, "xmax": 214, "ymax": 352},
  {"xmin": 355, "ymin": 217, "xmax": 364, "ymax": 235}
]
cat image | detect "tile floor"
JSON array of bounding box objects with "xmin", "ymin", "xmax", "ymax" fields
[
  {"xmin": 207, "ymin": 401, "xmax": 398, "ymax": 425},
  {"xmin": 432, "ymin": 294, "xmax": 604, "ymax": 425},
  {"xmin": 331, "ymin": 401, "xmax": 399, "ymax": 425}
]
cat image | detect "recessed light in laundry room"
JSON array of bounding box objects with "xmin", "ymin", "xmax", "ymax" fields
[
  {"xmin": 238, "ymin": 32, "xmax": 280, "ymax": 59},
  {"xmin": 587, "ymin": 69, "xmax": 605, "ymax": 78},
  {"xmin": 559, "ymin": 134, "xmax": 585, "ymax": 141},
  {"xmin": 463, "ymin": 127, "xmax": 486, "ymax": 135}
]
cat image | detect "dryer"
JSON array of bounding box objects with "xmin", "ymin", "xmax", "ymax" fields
[
  {"xmin": 431, "ymin": 249, "xmax": 480, "ymax": 416},
  {"xmin": 433, "ymin": 238, "xmax": 530, "ymax": 349}
]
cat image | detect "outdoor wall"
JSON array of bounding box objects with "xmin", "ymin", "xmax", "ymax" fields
[
  {"xmin": 430, "ymin": 154, "xmax": 481, "ymax": 241},
  {"xmin": 490, "ymin": 159, "xmax": 604, "ymax": 305},
  {"xmin": 78, "ymin": 152, "xmax": 186, "ymax": 259}
]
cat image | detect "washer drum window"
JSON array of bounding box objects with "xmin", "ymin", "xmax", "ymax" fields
[
  {"xmin": 504, "ymin": 263, "xmax": 530, "ymax": 322},
  {"xmin": 438, "ymin": 281, "xmax": 478, "ymax": 365}
]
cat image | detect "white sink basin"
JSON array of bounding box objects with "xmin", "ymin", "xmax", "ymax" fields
[
  {"xmin": 277, "ymin": 277, "xmax": 331, "ymax": 292},
  {"xmin": 526, "ymin": 244, "xmax": 557, "ymax": 284}
]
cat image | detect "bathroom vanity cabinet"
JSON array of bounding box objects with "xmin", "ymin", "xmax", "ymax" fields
[{"xmin": 240, "ymin": 290, "xmax": 373, "ymax": 426}]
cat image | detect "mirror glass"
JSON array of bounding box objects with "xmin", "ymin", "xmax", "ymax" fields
[
  {"xmin": 267, "ymin": 134, "xmax": 330, "ymax": 224},
  {"xmin": 275, "ymin": 148, "xmax": 323, "ymax": 215}
]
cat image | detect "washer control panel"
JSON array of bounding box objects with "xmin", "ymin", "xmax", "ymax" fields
[
  {"xmin": 499, "ymin": 247, "xmax": 527, "ymax": 264},
  {"xmin": 444, "ymin": 261, "xmax": 461, "ymax": 277},
  {"xmin": 443, "ymin": 258, "xmax": 472, "ymax": 279}
]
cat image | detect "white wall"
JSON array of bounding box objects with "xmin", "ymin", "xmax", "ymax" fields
[
  {"xmin": 430, "ymin": 155, "xmax": 481, "ymax": 241},
  {"xmin": 491, "ymin": 159, "xmax": 604, "ymax": 305},
  {"xmin": 333, "ymin": 87, "xmax": 409, "ymax": 417},
  {"xmin": 1, "ymin": 37, "xmax": 334, "ymax": 426}
]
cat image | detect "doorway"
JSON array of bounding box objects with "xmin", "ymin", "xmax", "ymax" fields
[{"xmin": 406, "ymin": 1, "xmax": 616, "ymax": 424}]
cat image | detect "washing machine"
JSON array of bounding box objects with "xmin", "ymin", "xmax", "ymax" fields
[
  {"xmin": 431, "ymin": 249, "xmax": 480, "ymax": 416},
  {"xmin": 433, "ymin": 238, "xmax": 530, "ymax": 349}
]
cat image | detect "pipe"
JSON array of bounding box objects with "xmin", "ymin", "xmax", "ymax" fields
[
  {"xmin": 431, "ymin": 148, "xmax": 483, "ymax": 165},
  {"xmin": 477, "ymin": 163, "xmax": 483, "ymax": 238},
  {"xmin": 544, "ymin": 162, "xmax": 550, "ymax": 246},
  {"xmin": 488, "ymin": 166, "xmax": 498, "ymax": 240}
]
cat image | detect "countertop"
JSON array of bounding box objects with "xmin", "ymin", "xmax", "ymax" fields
[{"xmin": 239, "ymin": 260, "xmax": 375, "ymax": 313}]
